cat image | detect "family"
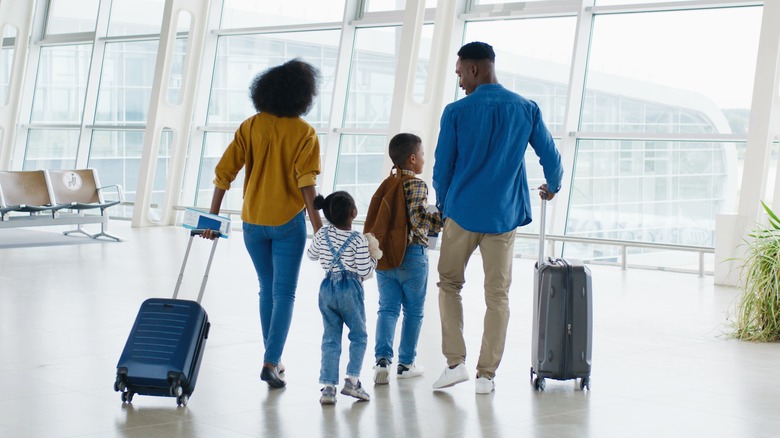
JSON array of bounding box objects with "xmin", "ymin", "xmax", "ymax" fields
[{"xmin": 200, "ymin": 41, "xmax": 564, "ymax": 404}]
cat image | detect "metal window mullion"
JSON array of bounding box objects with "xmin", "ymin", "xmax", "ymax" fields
[
  {"xmin": 321, "ymin": 0, "xmax": 361, "ymax": 194},
  {"xmin": 555, "ymin": 0, "xmax": 596, "ymax": 257},
  {"xmin": 463, "ymin": 0, "xmax": 581, "ymax": 20},
  {"xmin": 76, "ymin": 0, "xmax": 112, "ymax": 168},
  {"xmin": 590, "ymin": 0, "xmax": 762, "ymax": 15},
  {"xmin": 214, "ymin": 22, "xmax": 342, "ymax": 37}
]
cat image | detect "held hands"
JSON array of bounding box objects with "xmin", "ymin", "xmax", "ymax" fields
[
  {"xmin": 364, "ymin": 233, "xmax": 383, "ymax": 260},
  {"xmin": 538, "ymin": 184, "xmax": 556, "ymax": 201}
]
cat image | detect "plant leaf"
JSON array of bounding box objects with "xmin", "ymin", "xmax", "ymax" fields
[{"xmin": 761, "ymin": 201, "xmax": 780, "ymax": 230}]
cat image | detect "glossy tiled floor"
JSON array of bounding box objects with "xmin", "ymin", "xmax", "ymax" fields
[{"xmin": 1, "ymin": 222, "xmax": 779, "ymax": 438}]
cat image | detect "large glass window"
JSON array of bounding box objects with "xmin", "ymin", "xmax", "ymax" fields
[
  {"xmin": 193, "ymin": 132, "xmax": 241, "ymax": 209},
  {"xmin": 343, "ymin": 27, "xmax": 399, "ymax": 129},
  {"xmin": 23, "ymin": 129, "xmax": 79, "ymax": 170},
  {"xmin": 95, "ymin": 40, "xmax": 185, "ymax": 124},
  {"xmin": 566, "ymin": 139, "xmax": 737, "ymax": 260},
  {"xmin": 45, "ymin": 0, "xmax": 100, "ymax": 35},
  {"xmin": 464, "ymin": 18, "xmax": 576, "ymax": 132},
  {"xmin": 583, "ymin": 7, "xmax": 761, "ymax": 134},
  {"xmin": 596, "ymin": 0, "xmax": 700, "ymax": 5},
  {"xmin": 333, "ymin": 135, "xmax": 386, "ymax": 217},
  {"xmin": 31, "ymin": 45, "xmax": 91, "ymax": 123},
  {"xmin": 475, "ymin": 0, "xmax": 546, "ymax": 4},
  {"xmin": 221, "ymin": 0, "xmax": 347, "ymax": 28},
  {"xmin": 87, "ymin": 129, "xmax": 172, "ymax": 218},
  {"xmin": 207, "ymin": 31, "xmax": 340, "ymax": 127},
  {"xmin": 88, "ymin": 130, "xmax": 143, "ymax": 212},
  {"xmin": 364, "ymin": 0, "xmax": 437, "ymax": 12},
  {"xmin": 107, "ymin": 0, "xmax": 181, "ymax": 36}
]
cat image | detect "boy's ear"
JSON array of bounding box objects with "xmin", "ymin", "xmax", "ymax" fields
[{"xmin": 351, "ymin": 207, "xmax": 358, "ymax": 219}]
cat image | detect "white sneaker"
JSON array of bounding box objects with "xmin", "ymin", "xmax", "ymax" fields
[
  {"xmin": 397, "ymin": 363, "xmax": 424, "ymax": 379},
  {"xmin": 432, "ymin": 363, "xmax": 469, "ymax": 389},
  {"xmin": 475, "ymin": 376, "xmax": 495, "ymax": 394},
  {"xmin": 373, "ymin": 358, "xmax": 390, "ymax": 385}
]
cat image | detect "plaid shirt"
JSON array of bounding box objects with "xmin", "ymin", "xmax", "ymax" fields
[{"xmin": 400, "ymin": 169, "xmax": 443, "ymax": 247}]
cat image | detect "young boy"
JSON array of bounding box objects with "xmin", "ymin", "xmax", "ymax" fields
[{"xmin": 372, "ymin": 133, "xmax": 443, "ymax": 384}]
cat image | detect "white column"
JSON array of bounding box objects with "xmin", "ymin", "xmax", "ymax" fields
[
  {"xmin": 0, "ymin": 0, "xmax": 35, "ymax": 170},
  {"xmin": 385, "ymin": 0, "xmax": 466, "ymax": 186},
  {"xmin": 715, "ymin": 2, "xmax": 780, "ymax": 286},
  {"xmin": 132, "ymin": 0, "xmax": 211, "ymax": 227}
]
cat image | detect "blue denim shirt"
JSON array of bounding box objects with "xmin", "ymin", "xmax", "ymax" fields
[{"xmin": 433, "ymin": 83, "xmax": 563, "ymax": 234}]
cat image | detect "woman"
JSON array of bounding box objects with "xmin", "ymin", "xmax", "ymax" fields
[{"xmin": 203, "ymin": 59, "xmax": 323, "ymax": 388}]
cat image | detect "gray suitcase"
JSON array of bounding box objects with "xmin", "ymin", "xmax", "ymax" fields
[{"xmin": 530, "ymin": 198, "xmax": 592, "ymax": 390}]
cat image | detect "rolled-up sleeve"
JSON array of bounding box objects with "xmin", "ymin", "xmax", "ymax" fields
[
  {"xmin": 295, "ymin": 132, "xmax": 321, "ymax": 188},
  {"xmin": 213, "ymin": 125, "xmax": 248, "ymax": 190}
]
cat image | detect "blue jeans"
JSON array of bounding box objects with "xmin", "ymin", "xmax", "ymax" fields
[
  {"xmin": 319, "ymin": 271, "xmax": 367, "ymax": 385},
  {"xmin": 243, "ymin": 211, "xmax": 306, "ymax": 366},
  {"xmin": 374, "ymin": 245, "xmax": 428, "ymax": 365}
]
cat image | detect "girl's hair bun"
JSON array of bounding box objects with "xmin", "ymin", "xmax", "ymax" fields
[{"xmin": 313, "ymin": 194, "xmax": 326, "ymax": 210}]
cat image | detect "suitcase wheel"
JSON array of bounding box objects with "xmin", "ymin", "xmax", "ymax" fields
[
  {"xmin": 533, "ymin": 377, "xmax": 546, "ymax": 391},
  {"xmin": 120, "ymin": 390, "xmax": 135, "ymax": 403},
  {"xmin": 580, "ymin": 377, "xmax": 591, "ymax": 391},
  {"xmin": 170, "ymin": 384, "xmax": 184, "ymax": 397},
  {"xmin": 114, "ymin": 373, "xmax": 127, "ymax": 392},
  {"xmin": 177, "ymin": 394, "xmax": 189, "ymax": 407}
]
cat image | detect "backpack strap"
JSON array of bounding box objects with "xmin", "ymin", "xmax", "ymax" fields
[{"xmin": 324, "ymin": 228, "xmax": 360, "ymax": 272}]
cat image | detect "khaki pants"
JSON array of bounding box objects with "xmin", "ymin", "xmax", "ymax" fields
[{"xmin": 437, "ymin": 218, "xmax": 516, "ymax": 379}]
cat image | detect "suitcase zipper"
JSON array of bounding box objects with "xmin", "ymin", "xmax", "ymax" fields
[{"xmin": 561, "ymin": 259, "xmax": 571, "ymax": 378}]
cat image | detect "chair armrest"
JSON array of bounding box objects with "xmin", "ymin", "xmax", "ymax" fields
[{"xmin": 97, "ymin": 184, "xmax": 126, "ymax": 203}]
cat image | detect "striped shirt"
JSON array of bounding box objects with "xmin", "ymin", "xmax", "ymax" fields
[
  {"xmin": 307, "ymin": 225, "xmax": 377, "ymax": 279},
  {"xmin": 400, "ymin": 169, "xmax": 443, "ymax": 247}
]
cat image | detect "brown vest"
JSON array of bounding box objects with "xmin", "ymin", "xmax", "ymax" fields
[{"xmin": 363, "ymin": 169, "xmax": 415, "ymax": 270}]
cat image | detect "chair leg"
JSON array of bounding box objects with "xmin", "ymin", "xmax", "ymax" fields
[
  {"xmin": 63, "ymin": 224, "xmax": 94, "ymax": 238},
  {"xmin": 90, "ymin": 209, "xmax": 121, "ymax": 242}
]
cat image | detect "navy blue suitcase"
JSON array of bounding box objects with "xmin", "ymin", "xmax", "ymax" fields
[
  {"xmin": 114, "ymin": 230, "xmax": 220, "ymax": 406},
  {"xmin": 530, "ymin": 198, "xmax": 593, "ymax": 391}
]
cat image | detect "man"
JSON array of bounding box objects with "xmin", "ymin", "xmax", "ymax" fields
[{"xmin": 432, "ymin": 41, "xmax": 564, "ymax": 394}]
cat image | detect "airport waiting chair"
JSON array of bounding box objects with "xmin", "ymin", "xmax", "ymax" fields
[
  {"xmin": 47, "ymin": 169, "xmax": 125, "ymax": 241},
  {"xmin": 0, "ymin": 170, "xmax": 63, "ymax": 221}
]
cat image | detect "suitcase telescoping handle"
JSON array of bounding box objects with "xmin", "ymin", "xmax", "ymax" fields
[
  {"xmin": 173, "ymin": 229, "xmax": 221, "ymax": 303},
  {"xmin": 538, "ymin": 192, "xmax": 548, "ymax": 266}
]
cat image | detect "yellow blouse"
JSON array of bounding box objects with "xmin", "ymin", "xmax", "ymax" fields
[{"xmin": 213, "ymin": 112, "xmax": 320, "ymax": 226}]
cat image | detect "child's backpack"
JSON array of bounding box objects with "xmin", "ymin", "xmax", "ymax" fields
[{"xmin": 363, "ymin": 168, "xmax": 415, "ymax": 271}]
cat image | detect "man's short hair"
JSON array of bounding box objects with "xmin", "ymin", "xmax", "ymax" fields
[
  {"xmin": 457, "ymin": 42, "xmax": 495, "ymax": 62},
  {"xmin": 389, "ymin": 133, "xmax": 422, "ymax": 168}
]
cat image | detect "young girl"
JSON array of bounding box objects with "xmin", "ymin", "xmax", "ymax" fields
[{"xmin": 307, "ymin": 191, "xmax": 379, "ymax": 404}]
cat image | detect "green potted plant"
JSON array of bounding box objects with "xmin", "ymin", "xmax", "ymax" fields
[{"xmin": 733, "ymin": 201, "xmax": 780, "ymax": 341}]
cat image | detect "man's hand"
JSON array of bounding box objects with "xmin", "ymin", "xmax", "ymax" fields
[{"xmin": 538, "ymin": 184, "xmax": 556, "ymax": 201}]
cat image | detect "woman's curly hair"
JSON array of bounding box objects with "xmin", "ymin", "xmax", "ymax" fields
[{"xmin": 249, "ymin": 59, "xmax": 320, "ymax": 117}]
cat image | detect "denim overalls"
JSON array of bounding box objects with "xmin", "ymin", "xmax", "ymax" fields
[{"xmin": 318, "ymin": 230, "xmax": 368, "ymax": 385}]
